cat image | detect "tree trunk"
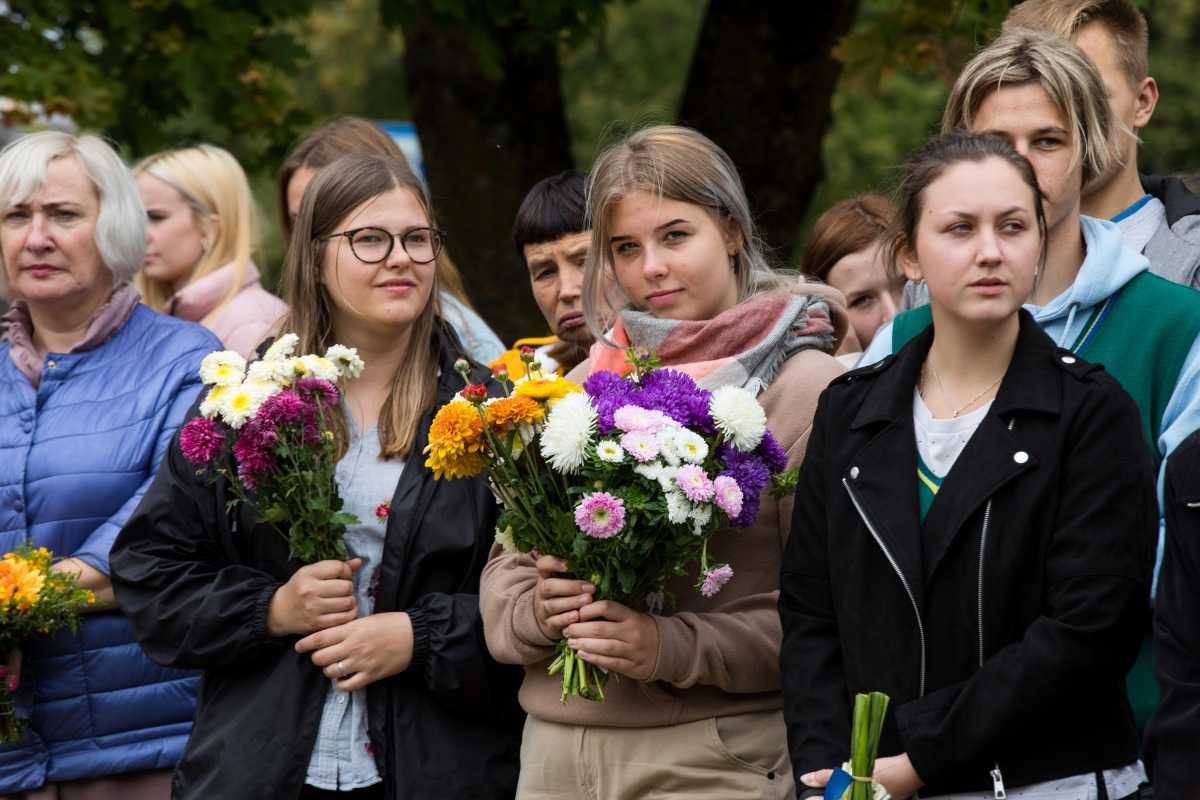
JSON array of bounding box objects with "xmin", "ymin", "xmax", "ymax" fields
[
  {"xmin": 678, "ymin": 0, "xmax": 861, "ymax": 256},
  {"xmin": 403, "ymin": 16, "xmax": 573, "ymax": 346}
]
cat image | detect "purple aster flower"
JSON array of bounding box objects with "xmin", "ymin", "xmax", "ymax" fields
[
  {"xmin": 574, "ymin": 492, "xmax": 626, "ymax": 539},
  {"xmin": 757, "ymin": 429, "xmax": 788, "ymax": 473},
  {"xmin": 637, "ymin": 370, "xmax": 715, "ymax": 431},
  {"xmin": 675, "ymin": 464, "xmax": 715, "ymax": 503},
  {"xmin": 584, "ymin": 371, "xmax": 635, "ymax": 435},
  {"xmin": 700, "ymin": 564, "xmax": 734, "ymax": 598},
  {"xmin": 180, "ymin": 417, "xmax": 224, "ymax": 465}
]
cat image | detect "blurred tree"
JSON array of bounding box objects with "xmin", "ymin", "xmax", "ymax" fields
[
  {"xmin": 679, "ymin": 0, "xmax": 861, "ymax": 255},
  {"xmin": 375, "ymin": 0, "xmax": 610, "ymax": 343},
  {"xmin": 287, "ymin": 0, "xmax": 409, "ymax": 121},
  {"xmin": 0, "ymin": 0, "xmax": 313, "ymax": 167},
  {"xmin": 559, "ymin": 0, "xmax": 706, "ymax": 168}
]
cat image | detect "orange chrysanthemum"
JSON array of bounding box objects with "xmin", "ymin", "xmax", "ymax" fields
[
  {"xmin": 423, "ymin": 400, "xmax": 488, "ymax": 480},
  {"xmin": 513, "ymin": 376, "xmax": 581, "ymax": 402},
  {"xmin": 0, "ymin": 556, "xmax": 45, "ymax": 610},
  {"xmin": 484, "ymin": 396, "xmax": 544, "ymax": 430}
]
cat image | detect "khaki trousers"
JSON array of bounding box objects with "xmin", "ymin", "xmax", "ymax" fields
[
  {"xmin": 1, "ymin": 768, "xmax": 173, "ymax": 800},
  {"xmin": 516, "ymin": 710, "xmax": 796, "ymax": 800}
]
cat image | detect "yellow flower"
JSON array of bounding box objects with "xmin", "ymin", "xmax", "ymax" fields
[
  {"xmin": 0, "ymin": 557, "xmax": 45, "ymax": 610},
  {"xmin": 513, "ymin": 376, "xmax": 581, "ymax": 402},
  {"xmin": 424, "ymin": 400, "xmax": 487, "ymax": 479},
  {"xmin": 484, "ymin": 396, "xmax": 544, "ymax": 430}
]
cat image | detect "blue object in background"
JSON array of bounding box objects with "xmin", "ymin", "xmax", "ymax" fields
[{"xmin": 375, "ymin": 121, "xmax": 425, "ymax": 181}]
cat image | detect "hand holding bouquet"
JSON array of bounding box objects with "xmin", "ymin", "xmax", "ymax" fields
[
  {"xmin": 0, "ymin": 543, "xmax": 94, "ymax": 742},
  {"xmin": 178, "ymin": 334, "xmax": 365, "ymax": 563},
  {"xmin": 424, "ymin": 348, "xmax": 799, "ymax": 701}
]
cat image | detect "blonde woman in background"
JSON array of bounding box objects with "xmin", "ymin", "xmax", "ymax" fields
[{"xmin": 135, "ymin": 144, "xmax": 287, "ymax": 359}]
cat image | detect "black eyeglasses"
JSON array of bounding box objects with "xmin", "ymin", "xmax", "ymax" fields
[{"xmin": 316, "ymin": 226, "xmax": 446, "ymax": 264}]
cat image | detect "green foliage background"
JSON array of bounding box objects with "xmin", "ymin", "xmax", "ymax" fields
[{"xmin": 5, "ymin": 0, "xmax": 1200, "ymax": 276}]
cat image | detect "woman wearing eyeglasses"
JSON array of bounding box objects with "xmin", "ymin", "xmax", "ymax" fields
[{"xmin": 110, "ymin": 153, "xmax": 524, "ymax": 800}]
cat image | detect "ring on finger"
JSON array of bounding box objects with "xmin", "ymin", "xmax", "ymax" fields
[
  {"xmin": 542, "ymin": 599, "xmax": 550, "ymax": 617},
  {"xmin": 337, "ymin": 661, "xmax": 347, "ymax": 678}
]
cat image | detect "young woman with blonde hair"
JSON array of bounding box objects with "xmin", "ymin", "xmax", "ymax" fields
[
  {"xmin": 135, "ymin": 144, "xmax": 287, "ymax": 359},
  {"xmin": 481, "ymin": 124, "xmax": 849, "ymax": 799}
]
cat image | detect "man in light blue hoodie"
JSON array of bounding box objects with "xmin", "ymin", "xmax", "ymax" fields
[{"xmin": 861, "ymin": 30, "xmax": 1200, "ymax": 756}]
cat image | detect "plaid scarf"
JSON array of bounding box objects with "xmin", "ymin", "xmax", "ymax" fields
[{"xmin": 588, "ymin": 290, "xmax": 836, "ymax": 391}]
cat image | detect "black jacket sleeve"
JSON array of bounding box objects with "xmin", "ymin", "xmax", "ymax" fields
[
  {"xmin": 897, "ymin": 379, "xmax": 1156, "ymax": 786},
  {"xmin": 1146, "ymin": 431, "xmax": 1200, "ymax": 800},
  {"xmin": 111, "ymin": 418, "xmax": 289, "ymax": 670},
  {"xmin": 780, "ymin": 389, "xmax": 853, "ymax": 789}
]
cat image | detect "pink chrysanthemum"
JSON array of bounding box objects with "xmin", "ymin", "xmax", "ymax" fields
[
  {"xmin": 675, "ymin": 464, "xmax": 715, "ymax": 502},
  {"xmin": 613, "ymin": 405, "xmax": 676, "ymax": 433},
  {"xmin": 713, "ymin": 475, "xmax": 744, "ymax": 518},
  {"xmin": 620, "ymin": 430, "xmax": 661, "ymax": 462},
  {"xmin": 700, "ymin": 565, "xmax": 734, "ymax": 598},
  {"xmin": 256, "ymin": 390, "xmax": 304, "ymax": 429},
  {"xmin": 180, "ymin": 417, "xmax": 224, "ymax": 465},
  {"xmin": 574, "ymin": 492, "xmax": 626, "ymax": 539},
  {"xmin": 295, "ymin": 377, "xmax": 339, "ymax": 409}
]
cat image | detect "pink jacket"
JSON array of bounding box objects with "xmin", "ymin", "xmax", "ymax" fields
[{"xmin": 165, "ymin": 262, "xmax": 288, "ymax": 359}]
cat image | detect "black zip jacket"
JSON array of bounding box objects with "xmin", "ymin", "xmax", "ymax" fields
[
  {"xmin": 110, "ymin": 323, "xmax": 523, "ymax": 800},
  {"xmin": 780, "ymin": 310, "xmax": 1156, "ymax": 797},
  {"xmin": 1145, "ymin": 428, "xmax": 1200, "ymax": 799}
]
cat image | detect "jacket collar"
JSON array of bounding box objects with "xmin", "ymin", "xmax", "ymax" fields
[
  {"xmin": 852, "ymin": 309, "xmax": 1061, "ymax": 431},
  {"xmin": 845, "ymin": 309, "xmax": 1062, "ymax": 588}
]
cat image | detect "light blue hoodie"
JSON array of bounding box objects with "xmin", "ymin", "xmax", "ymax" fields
[{"xmin": 863, "ymin": 216, "xmax": 1200, "ymax": 590}]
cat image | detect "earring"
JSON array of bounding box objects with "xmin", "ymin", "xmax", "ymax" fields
[{"xmin": 201, "ymin": 241, "xmax": 209, "ymax": 255}]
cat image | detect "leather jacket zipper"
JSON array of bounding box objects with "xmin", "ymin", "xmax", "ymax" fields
[
  {"xmin": 843, "ymin": 476, "xmax": 926, "ymax": 697},
  {"xmin": 980, "ymin": 419, "xmax": 1014, "ymax": 800}
]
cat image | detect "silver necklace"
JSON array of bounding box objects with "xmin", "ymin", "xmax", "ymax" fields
[{"xmin": 924, "ymin": 362, "xmax": 1003, "ymax": 419}]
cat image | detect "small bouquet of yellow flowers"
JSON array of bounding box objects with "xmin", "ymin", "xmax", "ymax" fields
[{"xmin": 0, "ymin": 543, "xmax": 95, "ymax": 742}]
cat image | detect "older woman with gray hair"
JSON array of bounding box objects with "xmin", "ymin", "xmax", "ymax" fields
[{"xmin": 0, "ymin": 131, "xmax": 218, "ymax": 798}]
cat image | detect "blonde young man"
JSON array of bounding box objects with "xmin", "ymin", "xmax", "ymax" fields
[
  {"xmin": 491, "ymin": 171, "xmax": 596, "ymax": 378},
  {"xmin": 1005, "ymin": 0, "xmax": 1200, "ymax": 287}
]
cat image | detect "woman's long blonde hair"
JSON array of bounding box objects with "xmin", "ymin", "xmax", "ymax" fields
[
  {"xmin": 582, "ymin": 125, "xmax": 793, "ymax": 345},
  {"xmin": 276, "ymin": 152, "xmax": 442, "ymax": 460},
  {"xmin": 134, "ymin": 144, "xmax": 260, "ymax": 318}
]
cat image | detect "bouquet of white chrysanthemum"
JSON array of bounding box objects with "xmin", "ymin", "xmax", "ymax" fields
[
  {"xmin": 178, "ymin": 334, "xmax": 365, "ymax": 563},
  {"xmin": 425, "ymin": 348, "xmax": 798, "ymax": 702}
]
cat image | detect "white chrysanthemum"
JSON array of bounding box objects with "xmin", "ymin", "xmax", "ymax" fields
[
  {"xmin": 517, "ymin": 420, "xmax": 542, "ymax": 446},
  {"xmin": 635, "ymin": 461, "xmax": 664, "ymax": 482},
  {"xmin": 199, "ymin": 383, "xmax": 230, "ymax": 419},
  {"xmin": 263, "ymin": 333, "xmax": 299, "ymax": 362},
  {"xmin": 494, "ymin": 526, "xmax": 519, "ymax": 555},
  {"xmin": 597, "ymin": 440, "xmax": 625, "ymax": 464},
  {"xmin": 657, "ymin": 429, "xmax": 681, "ymax": 466},
  {"xmin": 218, "ymin": 379, "xmax": 278, "ymax": 429},
  {"xmin": 324, "ymin": 344, "xmax": 365, "ymax": 379},
  {"xmin": 709, "ymin": 385, "xmax": 767, "ymax": 451},
  {"xmin": 247, "ymin": 357, "xmax": 297, "ymax": 386},
  {"xmin": 199, "ymin": 350, "xmax": 247, "ymax": 387},
  {"xmin": 294, "ymin": 354, "xmax": 340, "ymax": 382},
  {"xmin": 690, "ymin": 503, "xmax": 713, "ymax": 535},
  {"xmin": 540, "ymin": 391, "xmax": 598, "ymax": 473},
  {"xmin": 665, "ymin": 489, "xmax": 691, "ymax": 525},
  {"xmin": 669, "ymin": 428, "xmax": 708, "ymax": 464}
]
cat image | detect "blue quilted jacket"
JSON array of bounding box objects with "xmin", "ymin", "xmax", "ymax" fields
[{"xmin": 0, "ymin": 303, "xmax": 219, "ymax": 793}]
